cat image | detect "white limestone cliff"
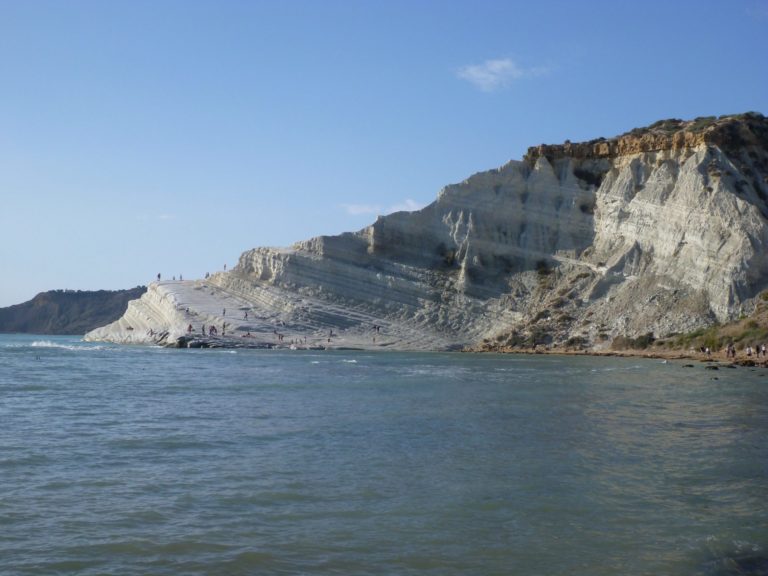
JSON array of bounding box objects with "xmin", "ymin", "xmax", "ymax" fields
[{"xmin": 86, "ymin": 113, "xmax": 768, "ymax": 350}]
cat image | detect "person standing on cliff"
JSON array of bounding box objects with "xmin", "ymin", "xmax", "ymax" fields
[{"xmin": 157, "ymin": 273, "xmax": 161, "ymax": 281}]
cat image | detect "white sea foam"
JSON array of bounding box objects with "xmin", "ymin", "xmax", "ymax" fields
[{"xmin": 29, "ymin": 340, "xmax": 107, "ymax": 351}]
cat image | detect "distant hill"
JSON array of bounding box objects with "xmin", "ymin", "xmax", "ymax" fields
[{"xmin": 0, "ymin": 288, "xmax": 146, "ymax": 335}]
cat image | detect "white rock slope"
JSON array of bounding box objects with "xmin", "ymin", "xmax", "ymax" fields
[{"xmin": 86, "ymin": 113, "xmax": 768, "ymax": 350}]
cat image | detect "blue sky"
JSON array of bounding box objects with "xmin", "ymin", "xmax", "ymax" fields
[{"xmin": 1, "ymin": 0, "xmax": 766, "ymax": 306}]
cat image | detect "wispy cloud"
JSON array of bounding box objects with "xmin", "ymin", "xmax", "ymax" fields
[
  {"xmin": 746, "ymin": 1, "xmax": 768, "ymax": 19},
  {"xmin": 341, "ymin": 198, "xmax": 425, "ymax": 217},
  {"xmin": 137, "ymin": 213, "xmax": 176, "ymax": 222},
  {"xmin": 387, "ymin": 199, "xmax": 424, "ymax": 213},
  {"xmin": 457, "ymin": 57, "xmax": 548, "ymax": 92}
]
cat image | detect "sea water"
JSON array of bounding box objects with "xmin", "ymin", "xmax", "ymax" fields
[{"xmin": 1, "ymin": 334, "xmax": 767, "ymax": 575}]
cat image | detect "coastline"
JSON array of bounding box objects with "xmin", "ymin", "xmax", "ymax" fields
[
  {"xmin": 475, "ymin": 344, "xmax": 768, "ymax": 368},
  {"xmin": 132, "ymin": 331, "xmax": 768, "ymax": 369}
]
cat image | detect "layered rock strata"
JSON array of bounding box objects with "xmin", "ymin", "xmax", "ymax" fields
[{"xmin": 86, "ymin": 113, "xmax": 768, "ymax": 350}]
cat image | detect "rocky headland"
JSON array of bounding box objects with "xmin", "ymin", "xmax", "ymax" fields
[
  {"xmin": 1, "ymin": 288, "xmax": 147, "ymax": 335},
  {"xmin": 85, "ymin": 113, "xmax": 768, "ymax": 352}
]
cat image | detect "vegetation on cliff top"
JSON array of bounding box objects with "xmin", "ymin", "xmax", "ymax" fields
[
  {"xmin": 525, "ymin": 111, "xmax": 768, "ymax": 164},
  {"xmin": 627, "ymin": 112, "xmax": 764, "ymax": 137}
]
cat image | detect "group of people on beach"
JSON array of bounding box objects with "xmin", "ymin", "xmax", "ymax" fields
[
  {"xmin": 719, "ymin": 342, "xmax": 767, "ymax": 359},
  {"xmin": 201, "ymin": 324, "xmax": 219, "ymax": 336},
  {"xmin": 273, "ymin": 330, "xmax": 308, "ymax": 345},
  {"xmin": 745, "ymin": 343, "xmax": 766, "ymax": 358},
  {"xmin": 145, "ymin": 289, "xmax": 390, "ymax": 348},
  {"xmin": 188, "ymin": 324, "xmax": 222, "ymax": 336},
  {"xmin": 156, "ymin": 273, "xmax": 184, "ymax": 281}
]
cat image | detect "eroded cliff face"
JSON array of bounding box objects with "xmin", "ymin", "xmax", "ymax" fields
[{"xmin": 86, "ymin": 113, "xmax": 768, "ymax": 350}]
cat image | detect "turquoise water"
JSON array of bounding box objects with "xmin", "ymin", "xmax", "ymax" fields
[{"xmin": 1, "ymin": 334, "xmax": 767, "ymax": 575}]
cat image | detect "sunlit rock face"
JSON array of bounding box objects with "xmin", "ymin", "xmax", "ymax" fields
[{"xmin": 86, "ymin": 113, "xmax": 768, "ymax": 350}]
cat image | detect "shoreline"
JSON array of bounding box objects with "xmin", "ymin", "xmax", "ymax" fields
[
  {"xmin": 142, "ymin": 332, "xmax": 768, "ymax": 368},
  {"xmin": 474, "ymin": 344, "xmax": 768, "ymax": 368}
]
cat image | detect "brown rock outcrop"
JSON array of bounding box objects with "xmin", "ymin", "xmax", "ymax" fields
[{"xmin": 526, "ymin": 112, "xmax": 768, "ymax": 164}]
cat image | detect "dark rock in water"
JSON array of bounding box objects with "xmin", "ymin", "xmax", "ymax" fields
[
  {"xmin": 731, "ymin": 555, "xmax": 768, "ymax": 575},
  {"xmin": 174, "ymin": 336, "xmax": 214, "ymax": 348},
  {"xmin": 170, "ymin": 334, "xmax": 277, "ymax": 350},
  {"xmin": 705, "ymin": 553, "xmax": 768, "ymax": 575},
  {"xmin": 705, "ymin": 365, "xmax": 719, "ymax": 370},
  {"xmin": 683, "ymin": 364, "xmax": 695, "ymax": 368}
]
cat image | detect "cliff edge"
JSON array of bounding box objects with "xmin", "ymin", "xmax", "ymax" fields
[{"xmin": 86, "ymin": 113, "xmax": 768, "ymax": 351}]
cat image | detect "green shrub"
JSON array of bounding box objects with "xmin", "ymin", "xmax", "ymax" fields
[
  {"xmin": 611, "ymin": 335, "xmax": 631, "ymax": 350},
  {"xmin": 533, "ymin": 309, "xmax": 551, "ymax": 322},
  {"xmin": 535, "ymin": 260, "xmax": 552, "ymax": 275},
  {"xmin": 530, "ymin": 327, "xmax": 552, "ymax": 345},
  {"xmin": 611, "ymin": 332, "xmax": 655, "ymax": 350},
  {"xmin": 504, "ymin": 333, "xmax": 527, "ymax": 347},
  {"xmin": 689, "ymin": 116, "xmax": 717, "ymax": 132},
  {"xmin": 633, "ymin": 332, "xmax": 655, "ymax": 349}
]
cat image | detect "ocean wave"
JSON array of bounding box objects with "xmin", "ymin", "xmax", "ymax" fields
[
  {"xmin": 590, "ymin": 364, "xmax": 644, "ymax": 373},
  {"xmin": 29, "ymin": 340, "xmax": 108, "ymax": 351}
]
